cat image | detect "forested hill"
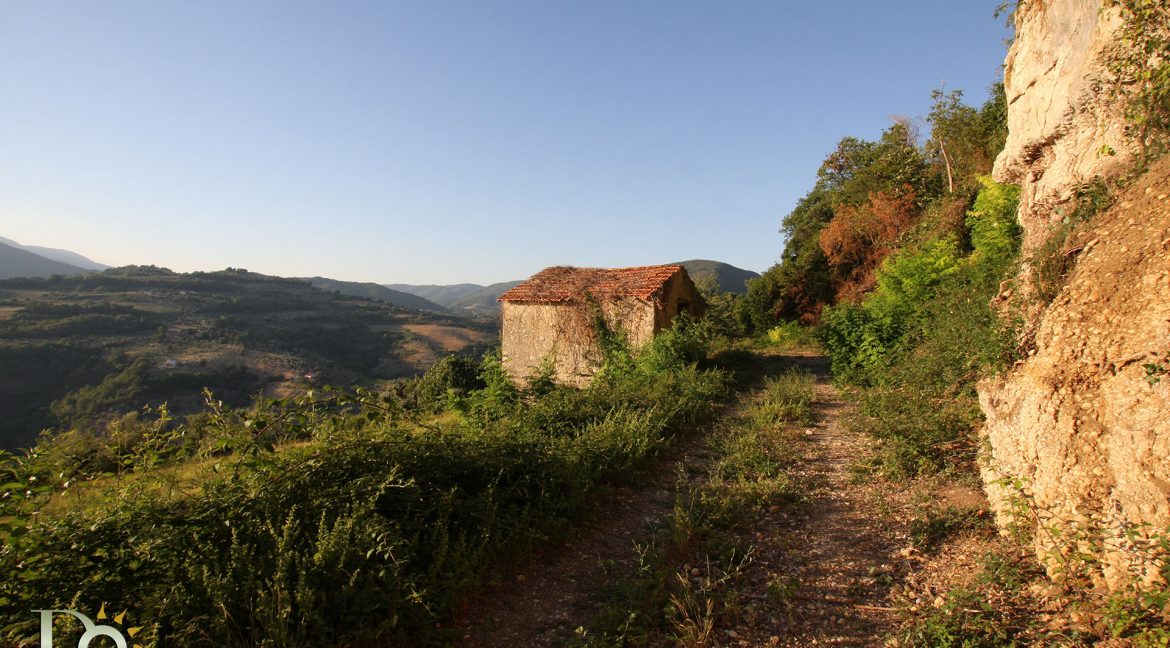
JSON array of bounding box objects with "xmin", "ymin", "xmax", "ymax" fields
[
  {"xmin": 674, "ymin": 259, "xmax": 760, "ymax": 293},
  {"xmin": 0, "ymin": 266, "xmax": 494, "ymax": 450},
  {"xmin": 385, "ymin": 280, "xmax": 523, "ymax": 314}
]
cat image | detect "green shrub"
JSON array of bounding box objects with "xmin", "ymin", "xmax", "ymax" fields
[
  {"xmin": 900, "ymin": 585, "xmax": 1019, "ymax": 647},
  {"xmin": 405, "ymin": 354, "xmax": 484, "ymax": 413},
  {"xmin": 697, "ymin": 283, "xmax": 747, "ymax": 338},
  {"xmin": 751, "ymin": 368, "xmax": 816, "ymax": 428},
  {"xmin": 820, "ymin": 236, "xmax": 963, "ymax": 384},
  {"xmin": 0, "ymin": 318, "xmax": 730, "ymax": 646},
  {"xmin": 909, "ymin": 506, "xmax": 988, "ymax": 553},
  {"xmin": 635, "ymin": 314, "xmax": 712, "ymax": 374},
  {"xmin": 1105, "ymin": 0, "xmax": 1170, "ymax": 161},
  {"xmin": 2, "ymin": 424, "xmax": 596, "ymax": 646},
  {"xmin": 820, "ymin": 179, "xmax": 1020, "ymax": 475},
  {"xmin": 765, "ymin": 321, "xmax": 817, "ymax": 349},
  {"xmin": 463, "ymin": 350, "xmax": 520, "ymax": 422},
  {"xmin": 966, "ymin": 176, "xmax": 1021, "ymax": 272}
]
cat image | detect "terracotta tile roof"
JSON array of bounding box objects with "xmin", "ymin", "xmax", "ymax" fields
[{"xmin": 499, "ymin": 265, "xmax": 683, "ymax": 303}]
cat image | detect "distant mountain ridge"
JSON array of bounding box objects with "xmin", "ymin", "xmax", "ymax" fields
[
  {"xmin": 302, "ymin": 277, "xmax": 448, "ymax": 312},
  {"xmin": 386, "ymin": 281, "xmax": 522, "ymax": 314},
  {"xmin": 674, "ymin": 259, "xmax": 760, "ymax": 294},
  {"xmin": 384, "ymin": 283, "xmax": 484, "ymax": 305},
  {"xmin": 0, "ymin": 236, "xmax": 108, "ymax": 272},
  {"xmin": 0, "ymin": 235, "xmax": 757, "ymax": 313},
  {"xmin": 388, "ymin": 260, "xmax": 758, "ymax": 314},
  {"xmin": 0, "ymin": 240, "xmax": 91, "ymax": 279}
]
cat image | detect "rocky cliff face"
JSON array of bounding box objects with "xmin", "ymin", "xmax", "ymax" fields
[
  {"xmin": 981, "ymin": 0, "xmax": 1170, "ymax": 588},
  {"xmin": 992, "ymin": 0, "xmax": 1133, "ymax": 252}
]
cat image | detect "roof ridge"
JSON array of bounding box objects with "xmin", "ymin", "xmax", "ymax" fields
[{"xmin": 499, "ymin": 264, "xmax": 684, "ymax": 303}]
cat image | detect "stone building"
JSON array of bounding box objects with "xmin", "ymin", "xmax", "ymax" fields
[{"xmin": 498, "ymin": 264, "xmax": 705, "ymax": 387}]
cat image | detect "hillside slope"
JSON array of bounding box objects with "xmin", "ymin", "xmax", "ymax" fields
[
  {"xmin": 0, "ymin": 267, "xmax": 495, "ymax": 450},
  {"xmin": 385, "ymin": 282, "xmax": 483, "ymax": 304},
  {"xmin": 675, "ymin": 259, "xmax": 759, "ymax": 294},
  {"xmin": 304, "ymin": 276, "xmax": 447, "ymax": 312},
  {"xmin": 0, "ymin": 241, "xmax": 90, "ymax": 279},
  {"xmin": 444, "ymin": 281, "xmax": 523, "ymax": 313},
  {"xmin": 0, "ymin": 236, "xmax": 109, "ymax": 271},
  {"xmin": 387, "ymin": 281, "xmax": 523, "ymax": 314}
]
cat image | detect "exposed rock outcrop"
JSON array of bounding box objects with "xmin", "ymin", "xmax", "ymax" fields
[
  {"xmin": 992, "ymin": 0, "xmax": 1133, "ymax": 252},
  {"xmin": 981, "ymin": 0, "xmax": 1170, "ymax": 588},
  {"xmin": 981, "ymin": 162, "xmax": 1170, "ymax": 587}
]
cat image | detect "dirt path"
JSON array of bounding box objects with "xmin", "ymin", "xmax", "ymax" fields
[
  {"xmin": 452, "ymin": 351, "xmax": 916, "ymax": 647},
  {"xmin": 728, "ymin": 358, "xmax": 915, "ymax": 647},
  {"xmin": 451, "ymin": 406, "xmax": 718, "ymax": 647}
]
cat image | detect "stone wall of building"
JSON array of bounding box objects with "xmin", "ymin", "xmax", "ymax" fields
[{"xmin": 500, "ymin": 297, "xmax": 656, "ymax": 387}]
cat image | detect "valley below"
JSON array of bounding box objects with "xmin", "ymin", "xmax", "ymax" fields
[{"xmin": 0, "ymin": 266, "xmax": 495, "ymax": 450}]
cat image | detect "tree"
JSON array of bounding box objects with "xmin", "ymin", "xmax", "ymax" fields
[
  {"xmin": 754, "ymin": 122, "xmax": 934, "ymax": 324},
  {"xmin": 819, "ymin": 185, "xmax": 920, "ymax": 302},
  {"xmin": 926, "ymin": 85, "xmax": 1008, "ymax": 193}
]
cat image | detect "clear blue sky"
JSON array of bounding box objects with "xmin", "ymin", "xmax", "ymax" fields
[{"xmin": 0, "ymin": 1, "xmax": 1011, "ymax": 285}]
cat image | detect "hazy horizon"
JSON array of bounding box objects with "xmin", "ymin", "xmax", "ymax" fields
[
  {"xmin": 1, "ymin": 231, "xmax": 760, "ymax": 286},
  {"xmin": 1, "ymin": 2, "xmax": 1010, "ymax": 285}
]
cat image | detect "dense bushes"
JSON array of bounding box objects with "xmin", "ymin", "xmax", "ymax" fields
[
  {"xmin": 0, "ymin": 318, "xmax": 728, "ymax": 646},
  {"xmin": 401, "ymin": 354, "xmax": 485, "ymax": 412},
  {"xmin": 820, "ymin": 237, "xmax": 963, "ymax": 384},
  {"xmin": 820, "ymin": 179, "xmax": 1020, "ymax": 475},
  {"xmin": 745, "ymin": 85, "xmax": 1008, "ymax": 331},
  {"xmin": 745, "ymin": 84, "xmax": 1018, "ymax": 477},
  {"xmin": 50, "ymin": 359, "xmax": 261, "ymax": 431}
]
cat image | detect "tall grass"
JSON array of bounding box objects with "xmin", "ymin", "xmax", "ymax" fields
[{"xmin": 572, "ymin": 358, "xmax": 812, "ymax": 646}]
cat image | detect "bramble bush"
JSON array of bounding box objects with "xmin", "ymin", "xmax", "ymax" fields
[{"xmin": 401, "ymin": 354, "xmax": 484, "ymax": 413}]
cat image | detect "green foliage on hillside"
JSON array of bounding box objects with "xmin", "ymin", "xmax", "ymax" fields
[
  {"xmin": 745, "ymin": 85, "xmax": 1009, "ymax": 331},
  {"xmin": 0, "ymin": 319, "xmax": 728, "ymax": 646},
  {"xmin": 742, "ymin": 84, "xmax": 1018, "ymax": 476},
  {"xmin": 1105, "ymin": 0, "xmax": 1170, "ymax": 161},
  {"xmin": 821, "ymin": 179, "xmax": 1020, "ymax": 475},
  {"xmin": 820, "ymin": 178, "xmax": 1019, "ymax": 385},
  {"xmin": 744, "ymin": 122, "xmax": 932, "ymax": 328},
  {"xmin": 50, "ymin": 359, "xmax": 260, "ymax": 431},
  {"xmin": 0, "ymin": 266, "xmax": 494, "ymax": 450},
  {"xmin": 967, "ymin": 176, "xmax": 1023, "ymax": 272}
]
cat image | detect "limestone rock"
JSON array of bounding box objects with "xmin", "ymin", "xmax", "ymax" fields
[
  {"xmin": 979, "ymin": 0, "xmax": 1170, "ymax": 590},
  {"xmin": 980, "ymin": 158, "xmax": 1170, "ymax": 589},
  {"xmin": 992, "ymin": 0, "xmax": 1133, "ymax": 253}
]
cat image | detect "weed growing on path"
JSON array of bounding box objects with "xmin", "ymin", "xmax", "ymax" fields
[{"xmin": 572, "ymin": 352, "xmax": 813, "ymax": 646}]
